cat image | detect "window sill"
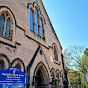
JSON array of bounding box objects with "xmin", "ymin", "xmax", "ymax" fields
[
  {"xmin": 30, "ymin": 30, "xmax": 46, "ymax": 41},
  {"xmin": 0, "ymin": 34, "xmax": 16, "ymax": 47},
  {"xmin": 25, "ymin": 30, "xmax": 49, "ymax": 48},
  {"xmin": 54, "ymin": 60, "xmax": 61, "ymax": 65},
  {"xmin": 0, "ymin": 34, "xmax": 12, "ymax": 41}
]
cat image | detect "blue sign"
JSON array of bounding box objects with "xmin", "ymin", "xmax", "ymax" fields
[{"xmin": 0, "ymin": 67, "xmax": 25, "ymax": 88}]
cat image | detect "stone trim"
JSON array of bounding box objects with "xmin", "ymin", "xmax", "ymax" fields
[
  {"xmin": 11, "ymin": 58, "xmax": 25, "ymax": 72},
  {"xmin": 0, "ymin": 6, "xmax": 16, "ymax": 47},
  {"xmin": 0, "ymin": 9, "xmax": 13, "ymax": 40},
  {"xmin": 50, "ymin": 68, "xmax": 56, "ymax": 78},
  {"xmin": 28, "ymin": 2, "xmax": 45, "ymax": 40},
  {"xmin": 32, "ymin": 62, "xmax": 50, "ymax": 86},
  {"xmin": 0, "ymin": 53, "xmax": 10, "ymax": 69}
]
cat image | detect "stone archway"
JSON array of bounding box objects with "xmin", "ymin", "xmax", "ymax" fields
[
  {"xmin": 35, "ymin": 69, "xmax": 44, "ymax": 87},
  {"xmin": 33, "ymin": 62, "xmax": 50, "ymax": 88}
]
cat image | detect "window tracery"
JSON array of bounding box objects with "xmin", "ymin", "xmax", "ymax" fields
[
  {"xmin": 0, "ymin": 11, "xmax": 12, "ymax": 39},
  {"xmin": 29, "ymin": 3, "xmax": 45, "ymax": 39}
]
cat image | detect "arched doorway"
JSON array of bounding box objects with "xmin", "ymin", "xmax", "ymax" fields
[
  {"xmin": 56, "ymin": 69, "xmax": 61, "ymax": 88},
  {"xmin": 33, "ymin": 62, "xmax": 50, "ymax": 88},
  {"xmin": 35, "ymin": 69, "xmax": 44, "ymax": 88}
]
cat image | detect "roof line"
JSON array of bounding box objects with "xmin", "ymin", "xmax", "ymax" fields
[{"xmin": 40, "ymin": 0, "xmax": 62, "ymax": 50}]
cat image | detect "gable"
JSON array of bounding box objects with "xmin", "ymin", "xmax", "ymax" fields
[{"xmin": 0, "ymin": 0, "xmax": 62, "ymax": 50}]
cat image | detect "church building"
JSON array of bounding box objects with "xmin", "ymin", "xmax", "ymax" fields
[{"xmin": 0, "ymin": 0, "xmax": 68, "ymax": 88}]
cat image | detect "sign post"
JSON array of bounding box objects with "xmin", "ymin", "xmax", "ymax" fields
[
  {"xmin": 25, "ymin": 76, "xmax": 28, "ymax": 86},
  {"xmin": 0, "ymin": 67, "xmax": 25, "ymax": 88}
]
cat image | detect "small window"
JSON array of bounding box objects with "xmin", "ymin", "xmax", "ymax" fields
[
  {"xmin": 57, "ymin": 73, "xmax": 59, "ymax": 80},
  {"xmin": 40, "ymin": 18, "xmax": 43, "ymax": 38},
  {"xmin": 52, "ymin": 71, "xmax": 55, "ymax": 78},
  {"xmin": 15, "ymin": 63, "xmax": 21, "ymax": 70},
  {"xmin": 35, "ymin": 7, "xmax": 39, "ymax": 35},
  {"xmin": 51, "ymin": 71, "xmax": 56, "ymax": 85},
  {"xmin": 0, "ymin": 12, "xmax": 12, "ymax": 39},
  {"xmin": 54, "ymin": 46, "xmax": 58, "ymax": 61},
  {"xmin": 30, "ymin": 8, "xmax": 33, "ymax": 31},
  {"xmin": 0, "ymin": 59, "xmax": 5, "ymax": 69}
]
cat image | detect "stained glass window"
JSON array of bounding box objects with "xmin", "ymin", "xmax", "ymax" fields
[
  {"xmin": 5, "ymin": 13, "xmax": 8, "ymax": 17},
  {"xmin": 5, "ymin": 18, "xmax": 10, "ymax": 38},
  {"xmin": 0, "ymin": 12, "xmax": 11, "ymax": 39},
  {"xmin": 30, "ymin": 8, "xmax": 33, "ymax": 31},
  {"xmin": 40, "ymin": 18, "xmax": 43, "ymax": 38},
  {"xmin": 0, "ymin": 14, "xmax": 4, "ymax": 35},
  {"xmin": 35, "ymin": 7, "xmax": 39, "ymax": 35}
]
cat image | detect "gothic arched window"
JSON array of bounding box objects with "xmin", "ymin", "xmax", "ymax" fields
[
  {"xmin": 0, "ymin": 14, "xmax": 4, "ymax": 35},
  {"xmin": 15, "ymin": 63, "xmax": 21, "ymax": 70},
  {"xmin": 40, "ymin": 18, "xmax": 43, "ymax": 38},
  {"xmin": 57, "ymin": 73, "xmax": 59, "ymax": 80},
  {"xmin": 35, "ymin": 7, "xmax": 39, "ymax": 35},
  {"xmin": 30, "ymin": 8, "xmax": 33, "ymax": 31},
  {"xmin": 54, "ymin": 46, "xmax": 58, "ymax": 61},
  {"xmin": 52, "ymin": 71, "xmax": 55, "ymax": 79},
  {"xmin": 51, "ymin": 68, "xmax": 55, "ymax": 79},
  {"xmin": 0, "ymin": 59, "xmax": 5, "ymax": 69},
  {"xmin": 51, "ymin": 70, "xmax": 56, "ymax": 85},
  {"xmin": 0, "ymin": 12, "xmax": 12, "ymax": 39}
]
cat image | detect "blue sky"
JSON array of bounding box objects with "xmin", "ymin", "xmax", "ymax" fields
[{"xmin": 42, "ymin": 0, "xmax": 88, "ymax": 49}]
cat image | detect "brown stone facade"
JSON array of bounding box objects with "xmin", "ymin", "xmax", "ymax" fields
[{"xmin": 0, "ymin": 0, "xmax": 65, "ymax": 88}]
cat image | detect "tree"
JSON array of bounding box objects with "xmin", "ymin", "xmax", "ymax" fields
[
  {"xmin": 80, "ymin": 49, "xmax": 88, "ymax": 87},
  {"xmin": 67, "ymin": 68, "xmax": 81, "ymax": 87},
  {"xmin": 63, "ymin": 45, "xmax": 84, "ymax": 70},
  {"xmin": 63, "ymin": 46, "xmax": 88, "ymax": 87}
]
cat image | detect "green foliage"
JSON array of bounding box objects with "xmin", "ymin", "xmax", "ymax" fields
[
  {"xmin": 80, "ymin": 55, "xmax": 88, "ymax": 73},
  {"xmin": 80, "ymin": 54, "xmax": 88, "ymax": 87},
  {"xmin": 68, "ymin": 70, "xmax": 81, "ymax": 86},
  {"xmin": 84, "ymin": 48, "xmax": 88, "ymax": 56},
  {"xmin": 63, "ymin": 45, "xmax": 88, "ymax": 87}
]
